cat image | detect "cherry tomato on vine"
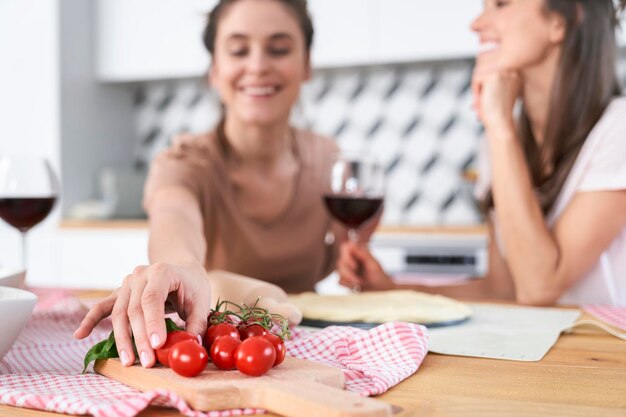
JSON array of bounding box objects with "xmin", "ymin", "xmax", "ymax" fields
[
  {"xmin": 264, "ymin": 333, "xmax": 286, "ymax": 366},
  {"xmin": 210, "ymin": 336, "xmax": 241, "ymax": 370},
  {"xmin": 155, "ymin": 330, "xmax": 197, "ymax": 367},
  {"xmin": 169, "ymin": 340, "xmax": 208, "ymax": 377},
  {"xmin": 238, "ymin": 323, "xmax": 267, "ymax": 341},
  {"xmin": 205, "ymin": 322, "xmax": 240, "ymax": 349},
  {"xmin": 235, "ymin": 336, "xmax": 276, "ymax": 377}
]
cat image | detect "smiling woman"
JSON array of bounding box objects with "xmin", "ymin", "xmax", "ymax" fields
[
  {"xmin": 143, "ymin": 0, "xmax": 345, "ymax": 292},
  {"xmin": 469, "ymin": 0, "xmax": 626, "ymax": 306},
  {"xmin": 203, "ymin": 0, "xmax": 313, "ymax": 126},
  {"xmin": 337, "ymin": 0, "xmax": 626, "ymax": 307},
  {"xmin": 74, "ymin": 0, "xmax": 360, "ymax": 370}
]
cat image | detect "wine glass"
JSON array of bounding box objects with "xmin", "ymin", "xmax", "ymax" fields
[
  {"xmin": 0, "ymin": 156, "xmax": 59, "ymax": 270},
  {"xmin": 323, "ymin": 152, "xmax": 385, "ymax": 243}
]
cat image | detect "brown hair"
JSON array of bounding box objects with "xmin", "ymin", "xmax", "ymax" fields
[
  {"xmin": 202, "ymin": 0, "xmax": 314, "ymax": 56},
  {"xmin": 483, "ymin": 0, "xmax": 625, "ymax": 214}
]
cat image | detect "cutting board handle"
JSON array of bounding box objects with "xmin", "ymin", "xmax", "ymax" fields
[{"xmin": 240, "ymin": 379, "xmax": 392, "ymax": 417}]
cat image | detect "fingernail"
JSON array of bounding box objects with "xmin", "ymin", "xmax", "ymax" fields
[
  {"xmin": 140, "ymin": 351, "xmax": 150, "ymax": 367},
  {"xmin": 150, "ymin": 333, "xmax": 160, "ymax": 348},
  {"xmin": 120, "ymin": 350, "xmax": 131, "ymax": 366},
  {"xmin": 197, "ymin": 334, "xmax": 203, "ymax": 344}
]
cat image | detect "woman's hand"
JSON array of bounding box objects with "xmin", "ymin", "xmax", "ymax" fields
[
  {"xmin": 472, "ymin": 55, "xmax": 522, "ymax": 130},
  {"xmin": 337, "ymin": 242, "xmax": 395, "ymax": 291},
  {"xmin": 74, "ymin": 262, "xmax": 212, "ymax": 368}
]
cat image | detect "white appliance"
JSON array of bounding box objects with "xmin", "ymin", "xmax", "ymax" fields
[{"xmin": 370, "ymin": 231, "xmax": 488, "ymax": 280}]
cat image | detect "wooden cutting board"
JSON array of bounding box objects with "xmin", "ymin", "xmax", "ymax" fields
[{"xmin": 95, "ymin": 356, "xmax": 393, "ymax": 417}]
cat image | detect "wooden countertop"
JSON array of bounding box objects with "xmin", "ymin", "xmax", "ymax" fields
[
  {"xmin": 59, "ymin": 219, "xmax": 488, "ymax": 235},
  {"xmin": 60, "ymin": 219, "xmax": 150, "ymax": 229},
  {"xmin": 3, "ymin": 293, "xmax": 625, "ymax": 417}
]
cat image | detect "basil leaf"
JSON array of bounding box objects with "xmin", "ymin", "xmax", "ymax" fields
[
  {"xmin": 82, "ymin": 331, "xmax": 118, "ymax": 373},
  {"xmin": 165, "ymin": 317, "xmax": 183, "ymax": 332},
  {"xmin": 82, "ymin": 318, "xmax": 183, "ymax": 373}
]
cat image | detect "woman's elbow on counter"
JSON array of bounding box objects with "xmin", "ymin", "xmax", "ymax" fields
[
  {"xmin": 514, "ymin": 284, "xmax": 564, "ymax": 306},
  {"xmin": 512, "ymin": 266, "xmax": 570, "ymax": 306}
]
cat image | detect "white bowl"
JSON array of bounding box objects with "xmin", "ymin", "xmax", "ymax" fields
[
  {"xmin": 0, "ymin": 268, "xmax": 26, "ymax": 288},
  {"xmin": 0, "ymin": 286, "xmax": 37, "ymax": 361}
]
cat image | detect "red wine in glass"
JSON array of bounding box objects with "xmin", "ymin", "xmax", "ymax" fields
[
  {"xmin": 323, "ymin": 152, "xmax": 385, "ymax": 243},
  {"xmin": 0, "ymin": 157, "xmax": 59, "ymax": 271},
  {"xmin": 323, "ymin": 195, "xmax": 383, "ymax": 229},
  {"xmin": 0, "ymin": 197, "xmax": 57, "ymax": 232}
]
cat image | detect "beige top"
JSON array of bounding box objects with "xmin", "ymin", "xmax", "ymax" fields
[{"xmin": 143, "ymin": 128, "xmax": 340, "ymax": 293}]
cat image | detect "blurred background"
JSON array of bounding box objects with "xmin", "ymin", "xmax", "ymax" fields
[{"xmin": 1, "ymin": 0, "xmax": 625, "ymax": 288}]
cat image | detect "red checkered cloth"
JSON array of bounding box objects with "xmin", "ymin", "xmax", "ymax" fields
[
  {"xmin": 583, "ymin": 305, "xmax": 626, "ymax": 332},
  {"xmin": 0, "ymin": 290, "xmax": 429, "ymax": 417}
]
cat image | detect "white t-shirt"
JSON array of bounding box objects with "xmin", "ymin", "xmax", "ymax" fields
[{"xmin": 476, "ymin": 96, "xmax": 626, "ymax": 306}]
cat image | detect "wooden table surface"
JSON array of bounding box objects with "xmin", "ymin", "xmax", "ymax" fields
[
  {"xmin": 58, "ymin": 219, "xmax": 488, "ymax": 235},
  {"xmin": 2, "ymin": 293, "xmax": 625, "ymax": 417}
]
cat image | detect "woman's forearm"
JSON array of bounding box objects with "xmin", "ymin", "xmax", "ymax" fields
[
  {"xmin": 148, "ymin": 210, "xmax": 206, "ymax": 266},
  {"xmin": 487, "ymin": 123, "xmax": 563, "ymax": 304},
  {"xmin": 147, "ymin": 190, "xmax": 207, "ymax": 267}
]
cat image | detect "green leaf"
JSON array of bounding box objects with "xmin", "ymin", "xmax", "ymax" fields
[
  {"xmin": 82, "ymin": 331, "xmax": 118, "ymax": 373},
  {"xmin": 82, "ymin": 318, "xmax": 183, "ymax": 374},
  {"xmin": 165, "ymin": 317, "xmax": 183, "ymax": 332}
]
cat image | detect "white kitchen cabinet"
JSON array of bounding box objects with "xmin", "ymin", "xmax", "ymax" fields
[
  {"xmin": 372, "ymin": 0, "xmax": 482, "ymax": 64},
  {"xmin": 95, "ymin": 0, "xmax": 485, "ymax": 80},
  {"xmin": 55, "ymin": 228, "xmax": 149, "ymax": 289},
  {"xmin": 2, "ymin": 226, "xmax": 149, "ymax": 289},
  {"xmin": 95, "ymin": 0, "xmax": 216, "ymax": 82},
  {"xmin": 308, "ymin": 0, "xmax": 375, "ymax": 68},
  {"xmin": 23, "ymin": 227, "xmax": 149, "ymax": 289},
  {"xmin": 96, "ymin": 0, "xmax": 375, "ymax": 76}
]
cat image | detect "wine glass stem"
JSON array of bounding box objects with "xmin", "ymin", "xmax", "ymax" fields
[
  {"xmin": 347, "ymin": 228, "xmax": 364, "ymax": 284},
  {"xmin": 348, "ymin": 228, "xmax": 359, "ymax": 243},
  {"xmin": 20, "ymin": 231, "xmax": 27, "ymax": 271}
]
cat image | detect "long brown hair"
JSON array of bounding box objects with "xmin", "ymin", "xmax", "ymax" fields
[{"xmin": 483, "ymin": 0, "xmax": 625, "ymax": 214}]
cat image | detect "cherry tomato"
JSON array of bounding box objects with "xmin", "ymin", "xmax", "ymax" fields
[
  {"xmin": 238, "ymin": 324, "xmax": 267, "ymax": 341},
  {"xmin": 210, "ymin": 336, "xmax": 241, "ymax": 370},
  {"xmin": 235, "ymin": 336, "xmax": 276, "ymax": 377},
  {"xmin": 169, "ymin": 340, "xmax": 208, "ymax": 377},
  {"xmin": 155, "ymin": 330, "xmax": 197, "ymax": 367},
  {"xmin": 264, "ymin": 333, "xmax": 286, "ymax": 367},
  {"xmin": 205, "ymin": 322, "xmax": 240, "ymax": 350}
]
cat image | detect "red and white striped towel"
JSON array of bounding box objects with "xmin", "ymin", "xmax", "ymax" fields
[
  {"xmin": 583, "ymin": 305, "xmax": 626, "ymax": 332},
  {"xmin": 0, "ymin": 289, "xmax": 428, "ymax": 417}
]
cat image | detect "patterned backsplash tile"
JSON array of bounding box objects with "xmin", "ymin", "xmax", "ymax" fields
[{"xmin": 133, "ymin": 56, "xmax": 626, "ymax": 226}]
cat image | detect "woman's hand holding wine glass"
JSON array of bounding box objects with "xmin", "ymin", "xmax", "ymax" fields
[{"xmin": 323, "ymin": 152, "xmax": 384, "ymax": 291}]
